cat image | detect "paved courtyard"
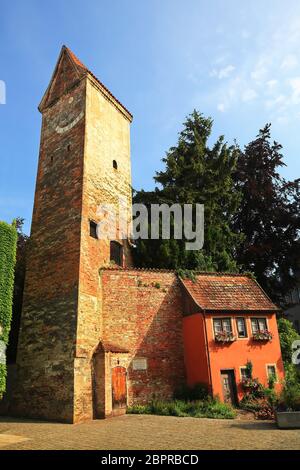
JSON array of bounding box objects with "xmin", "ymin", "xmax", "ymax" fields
[{"xmin": 0, "ymin": 414, "xmax": 299, "ymax": 450}]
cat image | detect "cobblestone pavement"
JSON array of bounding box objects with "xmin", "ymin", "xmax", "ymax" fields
[{"xmin": 0, "ymin": 414, "xmax": 299, "ymax": 450}]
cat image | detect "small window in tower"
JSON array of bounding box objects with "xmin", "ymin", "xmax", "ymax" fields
[
  {"xmin": 110, "ymin": 241, "xmax": 123, "ymax": 266},
  {"xmin": 89, "ymin": 220, "xmax": 98, "ymax": 239},
  {"xmin": 113, "ymin": 160, "xmax": 118, "ymax": 170},
  {"xmin": 67, "ymin": 144, "xmax": 71, "ymax": 152}
]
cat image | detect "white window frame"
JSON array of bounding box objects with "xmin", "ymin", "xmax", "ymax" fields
[{"xmin": 266, "ymin": 363, "xmax": 278, "ymax": 383}]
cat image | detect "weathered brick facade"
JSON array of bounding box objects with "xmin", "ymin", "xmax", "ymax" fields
[
  {"xmin": 74, "ymin": 269, "xmax": 186, "ymax": 420},
  {"xmin": 1, "ymin": 47, "xmax": 186, "ymax": 423}
]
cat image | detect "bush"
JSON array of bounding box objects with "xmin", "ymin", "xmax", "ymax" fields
[
  {"xmin": 240, "ymin": 379, "xmax": 278, "ymax": 420},
  {"xmin": 127, "ymin": 397, "xmax": 236, "ymax": 420},
  {"xmin": 278, "ymin": 318, "xmax": 300, "ymax": 364},
  {"xmin": 278, "ymin": 382, "xmax": 300, "ymax": 411}
]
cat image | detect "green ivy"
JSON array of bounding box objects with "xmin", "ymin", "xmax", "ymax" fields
[{"xmin": 0, "ymin": 220, "xmax": 17, "ymax": 396}]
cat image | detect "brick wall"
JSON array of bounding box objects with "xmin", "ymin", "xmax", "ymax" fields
[{"xmin": 101, "ymin": 269, "xmax": 186, "ymax": 407}]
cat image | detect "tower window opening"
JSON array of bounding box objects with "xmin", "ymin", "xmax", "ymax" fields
[
  {"xmin": 113, "ymin": 160, "xmax": 118, "ymax": 170},
  {"xmin": 89, "ymin": 220, "xmax": 98, "ymax": 239},
  {"xmin": 110, "ymin": 241, "xmax": 123, "ymax": 266},
  {"xmin": 67, "ymin": 144, "xmax": 71, "ymax": 152}
]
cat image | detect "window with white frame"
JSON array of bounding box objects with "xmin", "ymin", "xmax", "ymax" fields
[
  {"xmin": 236, "ymin": 318, "xmax": 247, "ymax": 338},
  {"xmin": 251, "ymin": 318, "xmax": 267, "ymax": 334},
  {"xmin": 267, "ymin": 365, "xmax": 277, "ymax": 381},
  {"xmin": 213, "ymin": 318, "xmax": 232, "ymax": 336}
]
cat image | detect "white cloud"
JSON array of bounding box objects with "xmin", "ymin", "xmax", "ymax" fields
[
  {"xmin": 266, "ymin": 79, "xmax": 278, "ymax": 90},
  {"xmin": 265, "ymin": 94, "xmax": 286, "ymax": 109},
  {"xmin": 251, "ymin": 59, "xmax": 268, "ymax": 82},
  {"xmin": 287, "ymin": 77, "xmax": 300, "ymax": 104},
  {"xmin": 217, "ymin": 103, "xmax": 225, "ymax": 112},
  {"xmin": 242, "ymin": 89, "xmax": 257, "ymax": 102},
  {"xmin": 210, "ymin": 64, "xmax": 235, "ymax": 79},
  {"xmin": 280, "ymin": 54, "xmax": 298, "ymax": 71}
]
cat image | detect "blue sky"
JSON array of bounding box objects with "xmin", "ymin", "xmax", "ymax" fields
[{"xmin": 1, "ymin": 0, "xmax": 300, "ymax": 234}]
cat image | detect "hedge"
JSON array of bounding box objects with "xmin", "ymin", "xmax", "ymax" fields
[{"xmin": 0, "ymin": 220, "xmax": 17, "ymax": 396}]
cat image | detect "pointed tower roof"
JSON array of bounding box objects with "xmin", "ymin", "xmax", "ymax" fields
[{"xmin": 39, "ymin": 45, "xmax": 133, "ymax": 121}]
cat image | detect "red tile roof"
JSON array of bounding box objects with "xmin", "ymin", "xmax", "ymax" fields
[
  {"xmin": 180, "ymin": 273, "xmax": 279, "ymax": 312},
  {"xmin": 65, "ymin": 46, "xmax": 133, "ymax": 120}
]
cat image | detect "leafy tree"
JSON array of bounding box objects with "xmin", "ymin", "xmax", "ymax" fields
[
  {"xmin": 278, "ymin": 317, "xmax": 300, "ymax": 364},
  {"xmin": 233, "ymin": 124, "xmax": 300, "ymax": 301},
  {"xmin": 133, "ymin": 110, "xmax": 242, "ymax": 271}
]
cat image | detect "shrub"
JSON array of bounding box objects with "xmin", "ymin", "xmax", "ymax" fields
[
  {"xmin": 278, "ymin": 381, "xmax": 300, "ymax": 411},
  {"xmin": 278, "ymin": 318, "xmax": 300, "ymax": 364},
  {"xmin": 127, "ymin": 398, "xmax": 236, "ymax": 420},
  {"xmin": 240, "ymin": 379, "xmax": 278, "ymax": 420},
  {"xmin": 127, "ymin": 404, "xmax": 151, "ymax": 414}
]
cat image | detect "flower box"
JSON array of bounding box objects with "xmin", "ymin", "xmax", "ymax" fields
[
  {"xmin": 241, "ymin": 378, "xmax": 260, "ymax": 390},
  {"xmin": 215, "ymin": 331, "xmax": 236, "ymax": 343},
  {"xmin": 252, "ymin": 330, "xmax": 272, "ymax": 341}
]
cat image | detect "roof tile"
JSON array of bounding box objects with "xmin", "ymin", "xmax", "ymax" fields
[{"xmin": 181, "ymin": 274, "xmax": 279, "ymax": 312}]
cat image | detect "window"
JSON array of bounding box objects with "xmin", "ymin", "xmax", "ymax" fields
[
  {"xmin": 240, "ymin": 367, "xmax": 251, "ymax": 380},
  {"xmin": 236, "ymin": 318, "xmax": 247, "ymax": 338},
  {"xmin": 251, "ymin": 318, "xmax": 267, "ymax": 334},
  {"xmin": 110, "ymin": 241, "xmax": 123, "ymax": 266},
  {"xmin": 113, "ymin": 160, "xmax": 118, "ymax": 170},
  {"xmin": 267, "ymin": 365, "xmax": 277, "ymax": 381},
  {"xmin": 213, "ymin": 318, "xmax": 232, "ymax": 336},
  {"xmin": 89, "ymin": 220, "xmax": 98, "ymax": 239}
]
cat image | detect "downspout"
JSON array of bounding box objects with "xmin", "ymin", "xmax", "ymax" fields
[{"xmin": 202, "ymin": 310, "xmax": 213, "ymax": 396}]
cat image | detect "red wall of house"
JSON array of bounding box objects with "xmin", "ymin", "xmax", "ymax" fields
[
  {"xmin": 182, "ymin": 314, "xmax": 210, "ymax": 389},
  {"xmin": 205, "ymin": 313, "xmax": 285, "ymax": 401},
  {"xmin": 101, "ymin": 269, "xmax": 186, "ymax": 404}
]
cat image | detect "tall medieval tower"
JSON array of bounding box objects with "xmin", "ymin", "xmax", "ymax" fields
[{"xmin": 12, "ymin": 46, "xmax": 133, "ymax": 422}]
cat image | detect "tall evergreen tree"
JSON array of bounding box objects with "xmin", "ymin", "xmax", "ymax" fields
[
  {"xmin": 133, "ymin": 110, "xmax": 241, "ymax": 271},
  {"xmin": 233, "ymin": 124, "xmax": 300, "ymax": 301}
]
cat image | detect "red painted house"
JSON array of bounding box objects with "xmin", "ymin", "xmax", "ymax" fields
[{"xmin": 181, "ymin": 273, "xmax": 284, "ymax": 405}]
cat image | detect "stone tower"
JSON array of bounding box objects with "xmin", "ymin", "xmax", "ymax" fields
[{"xmin": 12, "ymin": 46, "xmax": 133, "ymax": 422}]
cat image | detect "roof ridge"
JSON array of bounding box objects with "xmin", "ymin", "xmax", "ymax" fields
[
  {"xmin": 64, "ymin": 45, "xmax": 133, "ymax": 120},
  {"xmin": 100, "ymin": 267, "xmax": 254, "ymax": 277}
]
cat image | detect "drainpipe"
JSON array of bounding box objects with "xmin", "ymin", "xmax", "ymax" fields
[{"xmin": 202, "ymin": 310, "xmax": 213, "ymax": 396}]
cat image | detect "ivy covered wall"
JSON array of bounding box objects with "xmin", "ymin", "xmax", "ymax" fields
[{"xmin": 0, "ymin": 221, "xmax": 17, "ymax": 396}]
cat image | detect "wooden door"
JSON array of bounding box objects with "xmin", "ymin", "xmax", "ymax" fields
[
  {"xmin": 112, "ymin": 366, "xmax": 127, "ymax": 412},
  {"xmin": 221, "ymin": 370, "xmax": 237, "ymax": 405}
]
